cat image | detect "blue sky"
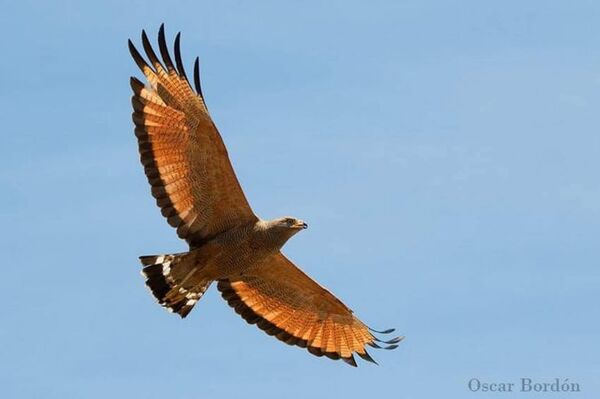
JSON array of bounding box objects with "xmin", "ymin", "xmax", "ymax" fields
[{"xmin": 1, "ymin": 0, "xmax": 599, "ymax": 397}]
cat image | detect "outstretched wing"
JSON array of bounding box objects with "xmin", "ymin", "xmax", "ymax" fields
[
  {"xmin": 129, "ymin": 25, "xmax": 257, "ymax": 246},
  {"xmin": 218, "ymin": 253, "xmax": 402, "ymax": 366}
]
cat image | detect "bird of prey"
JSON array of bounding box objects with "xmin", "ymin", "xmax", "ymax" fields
[{"xmin": 128, "ymin": 25, "xmax": 402, "ymax": 367}]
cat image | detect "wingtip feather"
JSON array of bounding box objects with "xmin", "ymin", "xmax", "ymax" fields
[
  {"xmin": 158, "ymin": 24, "xmax": 175, "ymax": 71},
  {"xmin": 342, "ymin": 355, "xmax": 358, "ymax": 367},
  {"xmin": 368, "ymin": 327, "xmax": 396, "ymax": 334},
  {"xmin": 193, "ymin": 56, "xmax": 203, "ymax": 96},
  {"xmin": 357, "ymin": 349, "xmax": 378, "ymax": 365},
  {"xmin": 174, "ymin": 32, "xmax": 188, "ymax": 81}
]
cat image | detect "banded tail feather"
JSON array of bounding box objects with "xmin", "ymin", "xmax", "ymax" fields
[{"xmin": 140, "ymin": 252, "xmax": 212, "ymax": 318}]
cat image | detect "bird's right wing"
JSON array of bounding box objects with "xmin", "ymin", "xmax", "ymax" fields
[
  {"xmin": 217, "ymin": 253, "xmax": 402, "ymax": 366},
  {"xmin": 129, "ymin": 25, "xmax": 257, "ymax": 246}
]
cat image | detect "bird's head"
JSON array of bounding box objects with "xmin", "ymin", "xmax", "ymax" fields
[
  {"xmin": 263, "ymin": 216, "xmax": 308, "ymax": 244},
  {"xmin": 258, "ymin": 216, "xmax": 308, "ymax": 248},
  {"xmin": 274, "ymin": 216, "xmax": 308, "ymax": 232}
]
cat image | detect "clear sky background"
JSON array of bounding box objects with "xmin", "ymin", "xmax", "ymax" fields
[{"xmin": 1, "ymin": 1, "xmax": 599, "ymax": 398}]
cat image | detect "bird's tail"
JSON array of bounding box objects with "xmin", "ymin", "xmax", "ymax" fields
[{"xmin": 140, "ymin": 252, "xmax": 212, "ymax": 318}]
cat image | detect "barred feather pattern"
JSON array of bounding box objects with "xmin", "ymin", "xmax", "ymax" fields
[
  {"xmin": 218, "ymin": 253, "xmax": 403, "ymax": 366},
  {"xmin": 130, "ymin": 25, "xmax": 402, "ymax": 366},
  {"xmin": 128, "ymin": 24, "xmax": 257, "ymax": 247},
  {"xmin": 140, "ymin": 253, "xmax": 211, "ymax": 318}
]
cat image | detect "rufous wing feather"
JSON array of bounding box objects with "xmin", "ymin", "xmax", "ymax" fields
[
  {"xmin": 128, "ymin": 25, "xmax": 257, "ymax": 246},
  {"xmin": 218, "ymin": 253, "xmax": 402, "ymax": 366}
]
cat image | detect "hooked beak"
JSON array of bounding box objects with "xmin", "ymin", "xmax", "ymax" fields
[{"xmin": 294, "ymin": 220, "xmax": 308, "ymax": 229}]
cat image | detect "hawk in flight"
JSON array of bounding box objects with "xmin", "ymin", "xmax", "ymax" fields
[{"xmin": 128, "ymin": 25, "xmax": 402, "ymax": 367}]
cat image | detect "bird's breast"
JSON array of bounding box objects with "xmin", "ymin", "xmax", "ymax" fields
[{"xmin": 207, "ymin": 225, "xmax": 276, "ymax": 278}]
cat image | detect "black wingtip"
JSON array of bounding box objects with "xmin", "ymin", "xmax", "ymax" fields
[
  {"xmin": 141, "ymin": 29, "xmax": 149, "ymax": 44},
  {"xmin": 368, "ymin": 327, "xmax": 396, "ymax": 334},
  {"xmin": 342, "ymin": 355, "xmax": 358, "ymax": 367},
  {"xmin": 368, "ymin": 341, "xmax": 400, "ymax": 350},
  {"xmin": 128, "ymin": 39, "xmax": 150, "ymax": 72},
  {"xmin": 141, "ymin": 29, "xmax": 161, "ymax": 70},
  {"xmin": 158, "ymin": 23, "xmax": 166, "ymax": 40},
  {"xmin": 173, "ymin": 33, "xmax": 184, "ymax": 75},
  {"xmin": 193, "ymin": 56, "xmax": 203, "ymax": 97},
  {"xmin": 374, "ymin": 335, "xmax": 405, "ymax": 345},
  {"xmin": 357, "ymin": 350, "xmax": 378, "ymax": 365},
  {"xmin": 127, "ymin": 39, "xmax": 136, "ymax": 57},
  {"xmin": 158, "ymin": 24, "xmax": 175, "ymax": 71},
  {"xmin": 130, "ymin": 76, "xmax": 144, "ymax": 92},
  {"xmin": 127, "ymin": 39, "xmax": 134, "ymax": 58}
]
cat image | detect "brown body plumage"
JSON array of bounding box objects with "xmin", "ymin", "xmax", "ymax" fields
[{"xmin": 129, "ymin": 25, "xmax": 402, "ymax": 366}]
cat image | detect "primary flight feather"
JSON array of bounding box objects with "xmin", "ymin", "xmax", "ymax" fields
[{"xmin": 129, "ymin": 25, "xmax": 402, "ymax": 367}]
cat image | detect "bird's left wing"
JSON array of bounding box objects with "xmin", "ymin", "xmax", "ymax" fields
[
  {"xmin": 218, "ymin": 253, "xmax": 402, "ymax": 366},
  {"xmin": 129, "ymin": 26, "xmax": 257, "ymax": 246}
]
